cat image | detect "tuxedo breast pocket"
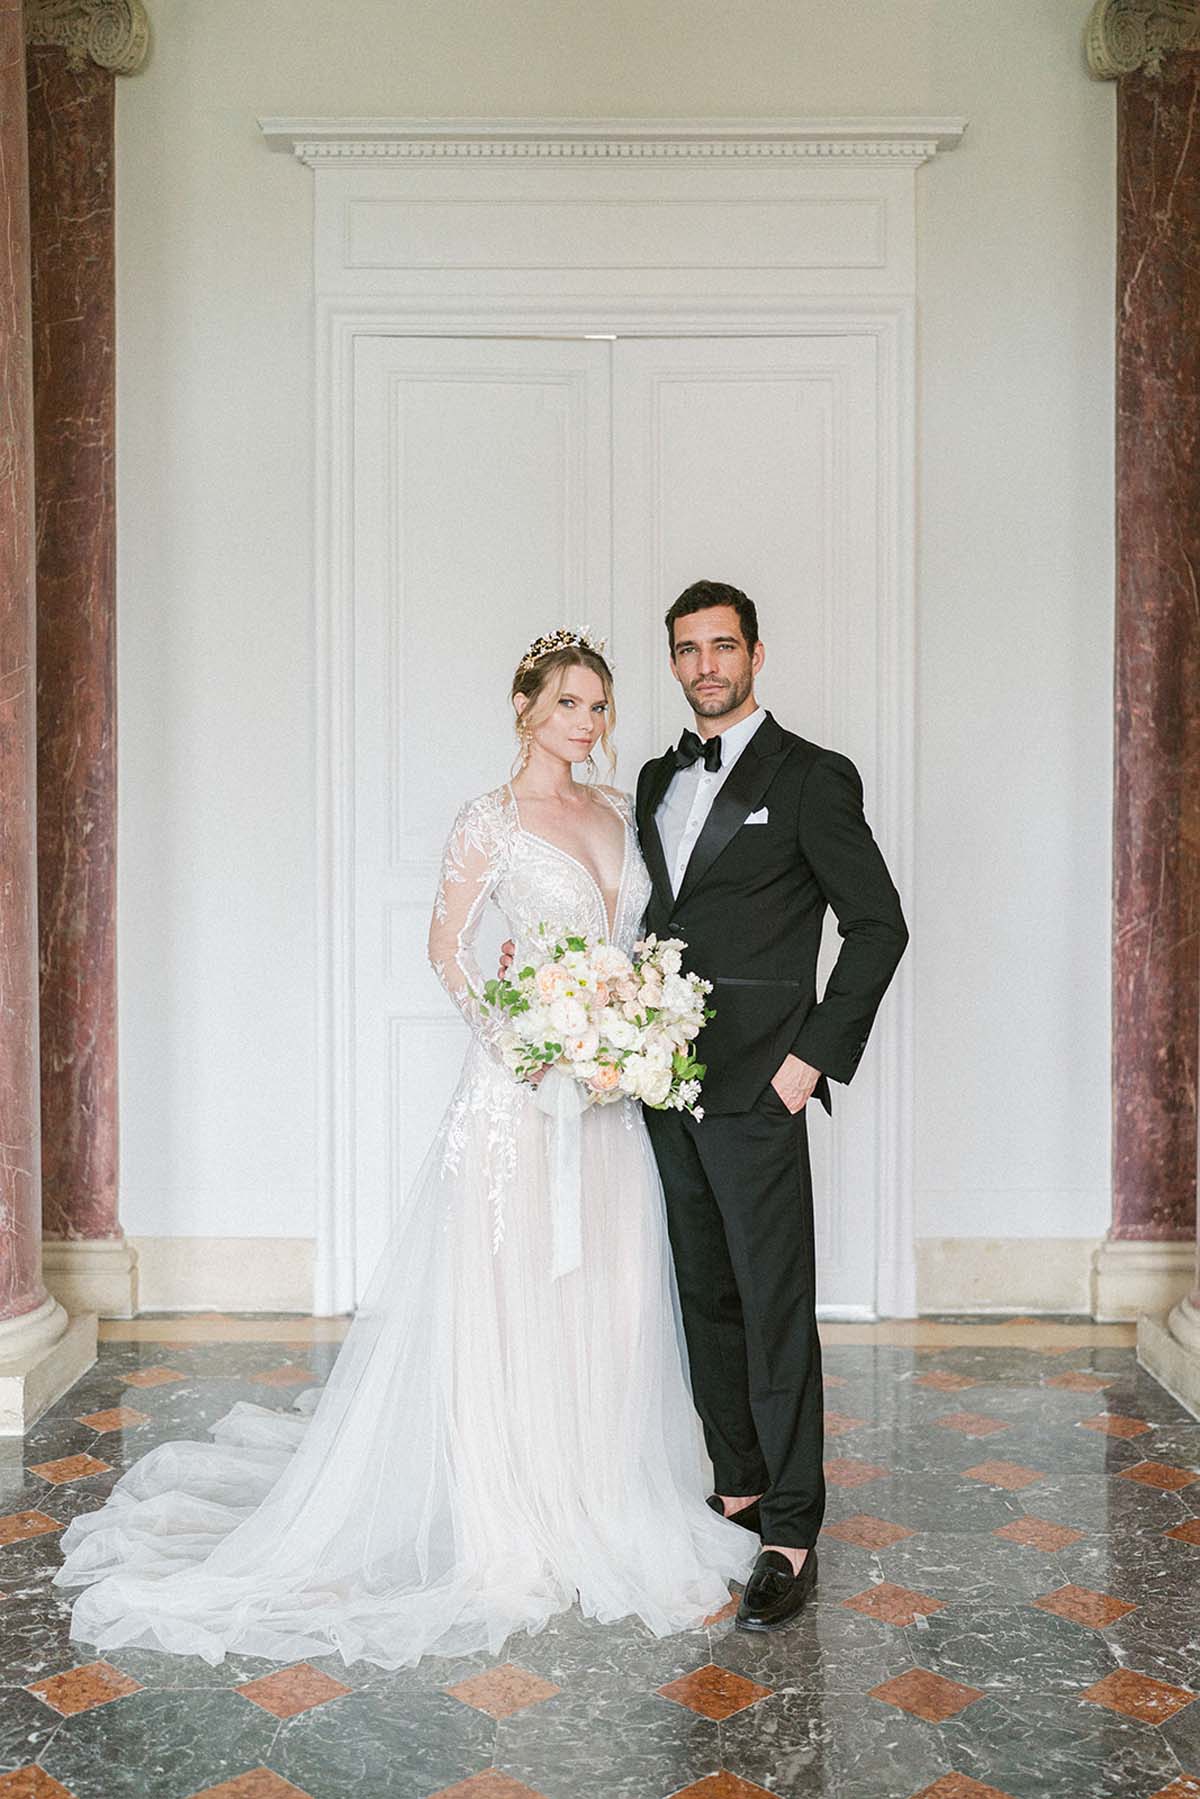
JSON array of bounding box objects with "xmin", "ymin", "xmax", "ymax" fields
[{"xmin": 743, "ymin": 807, "xmax": 770, "ymax": 826}]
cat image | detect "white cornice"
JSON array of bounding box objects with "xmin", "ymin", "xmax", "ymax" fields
[{"xmin": 258, "ymin": 116, "xmax": 967, "ymax": 167}]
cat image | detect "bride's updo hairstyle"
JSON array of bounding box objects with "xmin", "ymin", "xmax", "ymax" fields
[{"xmin": 510, "ymin": 632, "xmax": 617, "ymax": 780}]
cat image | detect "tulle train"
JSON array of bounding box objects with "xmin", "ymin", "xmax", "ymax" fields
[{"xmin": 54, "ymin": 1065, "xmax": 755, "ymax": 1669}]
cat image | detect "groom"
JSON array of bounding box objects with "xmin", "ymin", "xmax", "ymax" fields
[{"xmin": 637, "ymin": 580, "xmax": 907, "ymax": 1631}]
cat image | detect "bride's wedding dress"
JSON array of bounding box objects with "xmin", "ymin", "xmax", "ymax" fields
[{"xmin": 54, "ymin": 782, "xmax": 754, "ymax": 1669}]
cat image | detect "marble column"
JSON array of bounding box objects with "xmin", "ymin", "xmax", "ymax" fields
[
  {"xmin": 24, "ymin": 0, "xmax": 148, "ymax": 1318},
  {"xmin": 1086, "ymin": 6, "xmax": 1200, "ymax": 1397},
  {"xmin": 0, "ymin": 0, "xmax": 88, "ymax": 1432}
]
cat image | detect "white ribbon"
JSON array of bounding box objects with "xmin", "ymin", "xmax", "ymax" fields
[{"xmin": 532, "ymin": 1067, "xmax": 592, "ymax": 1279}]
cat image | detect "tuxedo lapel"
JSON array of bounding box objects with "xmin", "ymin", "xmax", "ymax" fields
[
  {"xmin": 673, "ymin": 712, "xmax": 788, "ymax": 909},
  {"xmin": 637, "ymin": 749, "xmax": 678, "ymax": 915}
]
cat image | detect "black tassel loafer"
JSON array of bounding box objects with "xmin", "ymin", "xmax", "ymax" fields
[
  {"xmin": 735, "ymin": 1546, "xmax": 818, "ymax": 1632},
  {"xmin": 706, "ymin": 1495, "xmax": 762, "ymax": 1536}
]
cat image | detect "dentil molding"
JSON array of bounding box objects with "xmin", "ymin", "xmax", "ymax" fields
[
  {"xmin": 1087, "ymin": 0, "xmax": 1200, "ymax": 76},
  {"xmin": 259, "ymin": 116, "xmax": 967, "ymax": 167},
  {"xmin": 25, "ymin": 0, "xmax": 150, "ymax": 74}
]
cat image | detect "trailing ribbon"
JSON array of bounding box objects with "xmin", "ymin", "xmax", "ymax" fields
[{"xmin": 532, "ymin": 1067, "xmax": 592, "ymax": 1279}]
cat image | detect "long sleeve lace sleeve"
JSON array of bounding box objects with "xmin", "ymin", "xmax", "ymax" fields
[{"xmin": 427, "ymin": 792, "xmax": 509, "ymax": 1060}]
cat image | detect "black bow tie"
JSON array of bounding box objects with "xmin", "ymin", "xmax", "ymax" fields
[{"xmin": 674, "ymin": 729, "xmax": 722, "ymax": 773}]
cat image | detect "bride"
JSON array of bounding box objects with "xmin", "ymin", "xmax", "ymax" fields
[{"xmin": 52, "ymin": 628, "xmax": 755, "ymax": 1670}]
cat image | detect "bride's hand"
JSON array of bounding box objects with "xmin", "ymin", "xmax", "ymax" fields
[{"xmin": 524, "ymin": 1064, "xmax": 549, "ymax": 1088}]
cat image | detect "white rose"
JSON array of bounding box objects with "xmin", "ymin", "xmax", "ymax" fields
[
  {"xmin": 534, "ymin": 962, "xmax": 569, "ymax": 1003},
  {"xmin": 562, "ymin": 1029, "xmax": 600, "ymax": 1064},
  {"xmin": 641, "ymin": 1064, "xmax": 672, "ymax": 1106},
  {"xmin": 657, "ymin": 945, "xmax": 683, "ymax": 976},
  {"xmin": 592, "ymin": 944, "xmax": 633, "ymax": 981},
  {"xmin": 549, "ymin": 996, "xmax": 589, "ymax": 1036},
  {"xmin": 600, "ymin": 1011, "xmax": 638, "ymax": 1052},
  {"xmin": 620, "ymin": 1053, "xmax": 649, "ymax": 1097},
  {"xmin": 514, "ymin": 1004, "xmax": 551, "ymax": 1043}
]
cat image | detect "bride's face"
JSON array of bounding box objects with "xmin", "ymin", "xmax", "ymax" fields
[{"xmin": 518, "ymin": 664, "xmax": 609, "ymax": 766}]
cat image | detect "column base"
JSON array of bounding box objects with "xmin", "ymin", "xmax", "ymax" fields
[
  {"xmin": 42, "ymin": 1235, "xmax": 138, "ymax": 1318},
  {"xmin": 0, "ymin": 1296, "xmax": 97, "ymax": 1435},
  {"xmin": 1137, "ymin": 1297, "xmax": 1200, "ymax": 1421},
  {"xmin": 1089, "ymin": 1236, "xmax": 1195, "ymax": 1321}
]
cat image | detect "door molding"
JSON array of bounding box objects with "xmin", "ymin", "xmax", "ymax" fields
[{"xmin": 260, "ymin": 116, "xmax": 965, "ymax": 1318}]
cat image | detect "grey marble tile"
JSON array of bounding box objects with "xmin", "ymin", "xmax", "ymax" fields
[
  {"xmin": 826, "ymin": 1529, "xmax": 1080, "ymax": 1606},
  {"xmin": 270, "ymin": 1683, "xmax": 494, "ymax": 1799},
  {"xmin": 495, "ymin": 1686, "xmax": 718, "ymax": 1799},
  {"xmin": 710, "ymin": 1603, "xmax": 912, "ymax": 1697},
  {"xmin": 849, "ymin": 1469, "xmax": 1036, "ymax": 1533},
  {"xmin": 0, "ymin": 1575, "xmax": 82, "ymax": 1686},
  {"xmin": 721, "ymin": 1682, "xmax": 944, "ymax": 1799},
  {"xmin": 1093, "ymin": 1594, "xmax": 1200, "ymax": 1691},
  {"xmin": 35, "ymin": 1687, "xmax": 279, "ymax": 1799},
  {"xmin": 491, "ymin": 1595, "xmax": 716, "ymax": 1695},
  {"xmin": 932, "ymin": 1684, "xmax": 1192, "ymax": 1799},
  {"xmin": 0, "ymin": 1684, "xmax": 69, "ymax": 1768},
  {"xmin": 904, "ymin": 1601, "xmax": 1120, "ymax": 1696}
]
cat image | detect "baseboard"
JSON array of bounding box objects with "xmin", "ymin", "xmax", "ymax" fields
[
  {"xmin": 0, "ymin": 1309, "xmax": 97, "ymax": 1435},
  {"xmin": 1090, "ymin": 1236, "xmax": 1195, "ymax": 1323},
  {"xmin": 48, "ymin": 1231, "xmax": 1182, "ymax": 1322},
  {"xmin": 126, "ymin": 1236, "xmax": 314, "ymax": 1313},
  {"xmin": 916, "ymin": 1237, "xmax": 1103, "ymax": 1315},
  {"xmin": 42, "ymin": 1236, "xmax": 139, "ymax": 1319},
  {"xmin": 1137, "ymin": 1308, "xmax": 1200, "ymax": 1420}
]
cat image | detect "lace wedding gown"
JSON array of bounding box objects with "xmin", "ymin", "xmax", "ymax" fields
[{"xmin": 54, "ymin": 783, "xmax": 754, "ymax": 1669}]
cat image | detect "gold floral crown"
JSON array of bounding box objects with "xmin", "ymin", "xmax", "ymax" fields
[{"xmin": 516, "ymin": 626, "xmax": 609, "ymax": 677}]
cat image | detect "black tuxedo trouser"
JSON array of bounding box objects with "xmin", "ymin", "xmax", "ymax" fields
[{"xmin": 644, "ymin": 1085, "xmax": 825, "ymax": 1548}]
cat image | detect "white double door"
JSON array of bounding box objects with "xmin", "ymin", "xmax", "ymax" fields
[{"xmin": 352, "ymin": 332, "xmax": 885, "ymax": 1313}]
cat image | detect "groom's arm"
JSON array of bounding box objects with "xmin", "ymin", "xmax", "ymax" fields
[{"xmin": 788, "ymin": 751, "xmax": 908, "ymax": 1086}]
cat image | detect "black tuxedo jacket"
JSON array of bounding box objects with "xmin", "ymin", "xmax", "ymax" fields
[{"xmin": 634, "ymin": 711, "xmax": 908, "ymax": 1116}]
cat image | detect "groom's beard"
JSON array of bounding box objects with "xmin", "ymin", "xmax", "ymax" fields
[{"xmin": 682, "ymin": 666, "xmax": 754, "ymax": 721}]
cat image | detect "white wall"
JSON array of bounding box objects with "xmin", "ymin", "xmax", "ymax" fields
[{"xmin": 114, "ymin": 1, "xmax": 1114, "ymax": 1259}]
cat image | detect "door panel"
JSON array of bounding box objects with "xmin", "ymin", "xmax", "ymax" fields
[
  {"xmin": 612, "ymin": 336, "xmax": 881, "ymax": 1314},
  {"xmin": 352, "ymin": 337, "xmax": 612, "ymax": 1291}
]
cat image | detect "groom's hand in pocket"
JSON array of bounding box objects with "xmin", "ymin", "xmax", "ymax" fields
[
  {"xmin": 498, "ymin": 939, "xmax": 515, "ymax": 979},
  {"xmin": 771, "ymin": 1053, "xmax": 822, "ymax": 1113}
]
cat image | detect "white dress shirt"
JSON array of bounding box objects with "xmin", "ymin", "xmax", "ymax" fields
[{"xmin": 655, "ymin": 706, "xmax": 767, "ymax": 897}]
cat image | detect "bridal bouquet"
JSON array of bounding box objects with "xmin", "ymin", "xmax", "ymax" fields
[{"xmin": 478, "ymin": 928, "xmax": 712, "ymax": 1116}]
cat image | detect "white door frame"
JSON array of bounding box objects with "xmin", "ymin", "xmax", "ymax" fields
[{"xmin": 259, "ymin": 116, "xmax": 966, "ymax": 1318}]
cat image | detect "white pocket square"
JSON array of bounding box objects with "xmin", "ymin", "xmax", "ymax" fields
[{"xmin": 744, "ymin": 807, "xmax": 769, "ymax": 825}]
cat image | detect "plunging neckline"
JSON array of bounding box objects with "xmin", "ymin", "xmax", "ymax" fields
[{"xmin": 505, "ymin": 781, "xmax": 630, "ymax": 943}]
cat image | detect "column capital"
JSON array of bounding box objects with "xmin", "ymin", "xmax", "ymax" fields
[
  {"xmin": 1087, "ymin": 0, "xmax": 1200, "ymax": 77},
  {"xmin": 25, "ymin": 0, "xmax": 149, "ymax": 75}
]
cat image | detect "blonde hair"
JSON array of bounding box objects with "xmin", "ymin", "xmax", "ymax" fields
[{"xmin": 510, "ymin": 645, "xmax": 617, "ymax": 780}]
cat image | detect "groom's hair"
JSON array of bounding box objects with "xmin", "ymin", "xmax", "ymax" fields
[{"xmin": 665, "ymin": 581, "xmax": 759, "ymax": 656}]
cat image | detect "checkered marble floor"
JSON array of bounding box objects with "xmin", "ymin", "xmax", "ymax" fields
[{"xmin": 0, "ymin": 1325, "xmax": 1196, "ymax": 1799}]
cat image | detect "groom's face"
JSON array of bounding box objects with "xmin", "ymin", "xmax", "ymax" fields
[{"xmin": 669, "ymin": 606, "xmax": 763, "ymax": 721}]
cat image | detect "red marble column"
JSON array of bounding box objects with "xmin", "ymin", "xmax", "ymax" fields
[
  {"xmin": 1112, "ymin": 51, "xmax": 1200, "ymax": 1245},
  {"xmin": 25, "ymin": 43, "xmax": 120, "ymax": 1243},
  {"xmin": 0, "ymin": 0, "xmax": 51, "ymax": 1325}
]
